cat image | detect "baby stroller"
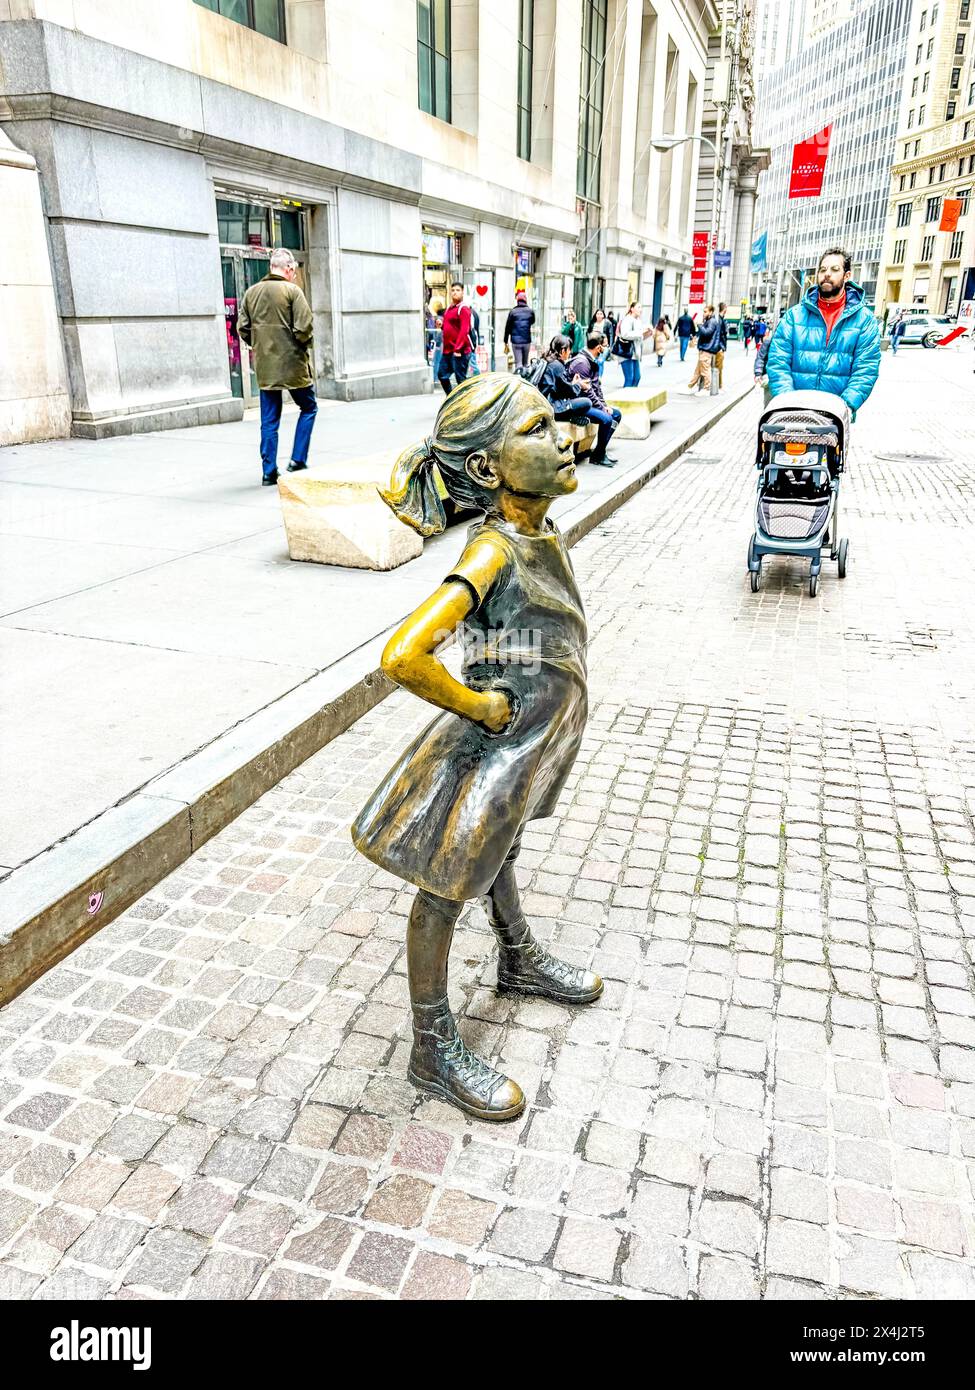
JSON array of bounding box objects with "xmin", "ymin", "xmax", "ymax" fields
[{"xmin": 748, "ymin": 390, "xmax": 851, "ymax": 597}]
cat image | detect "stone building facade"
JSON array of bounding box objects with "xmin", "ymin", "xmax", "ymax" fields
[
  {"xmin": 692, "ymin": 0, "xmax": 769, "ymax": 316},
  {"xmin": 876, "ymin": 0, "xmax": 975, "ymax": 320},
  {"xmin": 1, "ymin": 0, "xmax": 724, "ymax": 442}
]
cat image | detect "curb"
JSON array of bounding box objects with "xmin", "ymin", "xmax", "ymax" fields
[{"xmin": 0, "ymin": 378, "xmax": 753, "ymax": 1003}]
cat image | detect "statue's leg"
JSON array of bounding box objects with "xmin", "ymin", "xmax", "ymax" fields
[
  {"xmin": 407, "ymin": 888, "xmax": 525, "ymax": 1121},
  {"xmin": 485, "ymin": 835, "xmax": 603, "ymax": 1004}
]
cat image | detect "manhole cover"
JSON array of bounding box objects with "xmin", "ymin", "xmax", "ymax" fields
[
  {"xmin": 875, "ymin": 452, "xmax": 947, "ymax": 463},
  {"xmin": 683, "ymin": 455, "xmax": 722, "ymax": 465}
]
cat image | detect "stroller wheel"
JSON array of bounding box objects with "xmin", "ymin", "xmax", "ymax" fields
[
  {"xmin": 809, "ymin": 573, "xmax": 819, "ymax": 598},
  {"xmin": 750, "ymin": 567, "xmax": 761, "ymax": 593},
  {"xmin": 837, "ymin": 538, "xmax": 849, "ymax": 579}
]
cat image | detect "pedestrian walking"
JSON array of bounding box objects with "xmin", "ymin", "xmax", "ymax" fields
[
  {"xmin": 503, "ymin": 291, "xmax": 535, "ymax": 370},
  {"xmin": 890, "ymin": 311, "xmax": 906, "ymax": 356},
  {"xmin": 617, "ymin": 301, "xmax": 650, "ymax": 387},
  {"xmin": 753, "ymin": 327, "xmax": 773, "ymax": 405},
  {"xmin": 567, "ymin": 333, "xmax": 623, "ymax": 466},
  {"xmin": 714, "ymin": 302, "xmax": 729, "ymax": 390},
  {"xmin": 561, "ymin": 307, "xmax": 585, "ymax": 356},
  {"xmin": 675, "ymin": 307, "xmax": 696, "ymax": 362},
  {"xmin": 468, "ymin": 302, "xmax": 481, "ymax": 375},
  {"xmin": 742, "ymin": 314, "xmax": 754, "ymax": 350},
  {"xmin": 752, "ymin": 315, "xmax": 768, "ymax": 352},
  {"xmin": 766, "ymin": 246, "xmax": 881, "ymax": 412},
  {"xmin": 653, "ymin": 317, "xmax": 671, "ymax": 367},
  {"xmin": 685, "ymin": 304, "xmax": 722, "ymax": 393},
  {"xmin": 438, "ymin": 282, "xmax": 473, "ymax": 395},
  {"xmin": 237, "ymin": 247, "xmax": 317, "ymax": 487}
]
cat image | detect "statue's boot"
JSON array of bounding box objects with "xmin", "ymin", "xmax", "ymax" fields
[
  {"xmin": 406, "ymin": 889, "xmax": 524, "ymax": 1122},
  {"xmin": 485, "ymin": 842, "xmax": 603, "ymax": 1005}
]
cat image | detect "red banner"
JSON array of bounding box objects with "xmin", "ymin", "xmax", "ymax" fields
[
  {"xmin": 788, "ymin": 125, "xmax": 832, "ymax": 199},
  {"xmin": 939, "ymin": 198, "xmax": 962, "ymax": 232},
  {"xmin": 690, "ymin": 231, "xmax": 708, "ymax": 304}
]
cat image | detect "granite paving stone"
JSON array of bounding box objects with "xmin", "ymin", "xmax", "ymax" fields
[{"xmin": 3, "ymin": 362, "xmax": 975, "ymax": 1300}]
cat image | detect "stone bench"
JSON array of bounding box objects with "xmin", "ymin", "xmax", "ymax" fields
[
  {"xmin": 278, "ymin": 451, "xmax": 423, "ymax": 570},
  {"xmin": 602, "ymin": 386, "xmax": 667, "ymax": 440},
  {"xmin": 562, "ymin": 420, "xmax": 599, "ymax": 458}
]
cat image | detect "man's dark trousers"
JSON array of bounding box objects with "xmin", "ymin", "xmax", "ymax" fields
[
  {"xmin": 585, "ymin": 404, "xmax": 622, "ymax": 459},
  {"xmin": 259, "ymin": 386, "xmax": 318, "ymax": 480},
  {"xmin": 438, "ymin": 351, "xmax": 471, "ymax": 395}
]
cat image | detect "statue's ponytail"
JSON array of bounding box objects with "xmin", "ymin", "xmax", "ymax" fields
[{"xmin": 380, "ymin": 436, "xmax": 447, "ymax": 536}]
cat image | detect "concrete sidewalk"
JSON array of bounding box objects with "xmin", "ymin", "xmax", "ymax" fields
[{"xmin": 0, "ymin": 347, "xmax": 752, "ymax": 995}]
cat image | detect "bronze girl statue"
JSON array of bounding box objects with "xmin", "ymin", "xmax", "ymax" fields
[{"xmin": 352, "ymin": 373, "xmax": 602, "ymax": 1122}]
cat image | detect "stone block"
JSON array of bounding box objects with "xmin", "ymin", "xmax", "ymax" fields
[
  {"xmin": 563, "ymin": 420, "xmax": 599, "ymax": 458},
  {"xmin": 278, "ymin": 467, "xmax": 423, "ymax": 571},
  {"xmin": 603, "ymin": 387, "xmax": 667, "ymax": 439}
]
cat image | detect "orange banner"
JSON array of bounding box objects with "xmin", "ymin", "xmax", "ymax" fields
[{"xmin": 939, "ymin": 198, "xmax": 962, "ymax": 232}]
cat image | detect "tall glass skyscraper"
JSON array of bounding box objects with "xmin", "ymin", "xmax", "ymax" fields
[{"xmin": 751, "ymin": 0, "xmax": 913, "ymax": 309}]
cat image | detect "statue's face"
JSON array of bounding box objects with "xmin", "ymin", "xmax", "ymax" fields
[{"xmin": 496, "ymin": 384, "xmax": 577, "ymax": 497}]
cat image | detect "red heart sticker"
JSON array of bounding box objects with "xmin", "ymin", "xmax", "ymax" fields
[{"xmin": 475, "ymin": 284, "xmax": 489, "ymax": 296}]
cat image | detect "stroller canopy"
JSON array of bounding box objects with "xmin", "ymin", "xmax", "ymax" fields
[{"xmin": 758, "ymin": 390, "xmax": 851, "ymax": 460}]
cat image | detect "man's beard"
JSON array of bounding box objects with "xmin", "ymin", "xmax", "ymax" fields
[{"xmin": 818, "ymin": 280, "xmax": 844, "ymax": 299}]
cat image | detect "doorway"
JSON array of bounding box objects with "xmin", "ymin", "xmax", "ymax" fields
[
  {"xmin": 652, "ymin": 269, "xmax": 664, "ymax": 323},
  {"xmin": 217, "ymin": 196, "xmax": 309, "ymax": 405}
]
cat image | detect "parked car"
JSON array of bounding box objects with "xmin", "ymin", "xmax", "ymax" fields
[{"xmin": 892, "ymin": 311, "xmax": 972, "ymax": 346}]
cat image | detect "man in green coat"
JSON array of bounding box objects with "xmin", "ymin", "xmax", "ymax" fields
[{"xmin": 238, "ymin": 248, "xmax": 317, "ymax": 486}]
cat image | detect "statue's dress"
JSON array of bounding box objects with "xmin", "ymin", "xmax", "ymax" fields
[{"xmin": 352, "ymin": 516, "xmax": 588, "ymax": 901}]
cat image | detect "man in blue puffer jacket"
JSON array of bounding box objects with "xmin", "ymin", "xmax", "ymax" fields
[{"xmin": 766, "ymin": 247, "xmax": 881, "ymax": 412}]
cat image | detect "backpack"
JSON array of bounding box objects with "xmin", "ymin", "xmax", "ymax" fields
[{"xmin": 515, "ymin": 356, "xmax": 547, "ymax": 389}]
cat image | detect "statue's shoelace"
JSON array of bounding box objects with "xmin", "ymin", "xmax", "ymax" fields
[
  {"xmin": 440, "ymin": 1031, "xmax": 505, "ymax": 1099},
  {"xmin": 518, "ymin": 940, "xmax": 586, "ymax": 986}
]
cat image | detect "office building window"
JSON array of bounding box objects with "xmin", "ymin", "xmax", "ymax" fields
[
  {"xmin": 908, "ymin": 109, "xmax": 915, "ymax": 127},
  {"xmin": 919, "ymin": 8, "xmax": 927, "ymax": 26},
  {"xmin": 928, "ymin": 37, "xmax": 935, "ymax": 55},
  {"xmin": 956, "ymin": 32, "xmax": 966, "ymax": 53},
  {"xmin": 947, "ymin": 101, "xmax": 956, "ymax": 118},
  {"xmin": 969, "ymin": 79, "xmax": 975, "ymax": 103},
  {"xmin": 577, "ymin": 0, "xmax": 608, "ymax": 202},
  {"xmin": 926, "ymin": 195, "xmax": 942, "ymax": 220},
  {"xmin": 962, "ymin": 0, "xmax": 970, "ymax": 18},
  {"xmin": 919, "ymin": 104, "xmax": 926, "ymax": 123},
  {"xmin": 912, "ymin": 75, "xmax": 919, "ymax": 95},
  {"xmin": 897, "ymin": 202, "xmax": 912, "ymax": 226},
  {"xmin": 922, "ymin": 70, "xmax": 929, "ymax": 91},
  {"xmin": 517, "ymin": 0, "xmax": 534, "ymax": 160},
  {"xmin": 958, "ymin": 188, "xmax": 972, "ymax": 214},
  {"xmin": 920, "ymin": 234, "xmax": 935, "ymax": 261},
  {"xmin": 950, "ymin": 229, "xmax": 965, "ymax": 258},
  {"xmin": 194, "ymin": 0, "xmax": 285, "ymax": 42},
  {"xmin": 929, "ymin": 166, "xmax": 937, "ymax": 183},
  {"xmin": 932, "ymin": 2, "xmax": 938, "ymax": 18},
  {"xmin": 893, "ymin": 239, "xmax": 906, "ymax": 264},
  {"xmin": 951, "ymin": 67, "xmax": 961, "ymax": 88},
  {"xmin": 417, "ymin": 0, "xmax": 451, "ymax": 122},
  {"xmin": 910, "ymin": 171, "xmax": 917, "ymax": 187},
  {"xmin": 939, "ymin": 163, "xmax": 946, "ymax": 179},
  {"xmin": 899, "ymin": 174, "xmax": 906, "ymax": 190}
]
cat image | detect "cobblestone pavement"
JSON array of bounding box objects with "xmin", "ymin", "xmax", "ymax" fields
[{"xmin": 2, "ymin": 351, "xmax": 975, "ymax": 1301}]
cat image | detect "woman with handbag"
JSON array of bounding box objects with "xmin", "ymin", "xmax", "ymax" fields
[{"xmin": 617, "ymin": 302, "xmax": 650, "ymax": 387}]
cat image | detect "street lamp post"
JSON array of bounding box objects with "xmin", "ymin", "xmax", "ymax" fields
[
  {"xmin": 650, "ymin": 133, "xmax": 721, "ymax": 308},
  {"xmin": 651, "ymin": 133, "xmax": 722, "ymax": 396}
]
